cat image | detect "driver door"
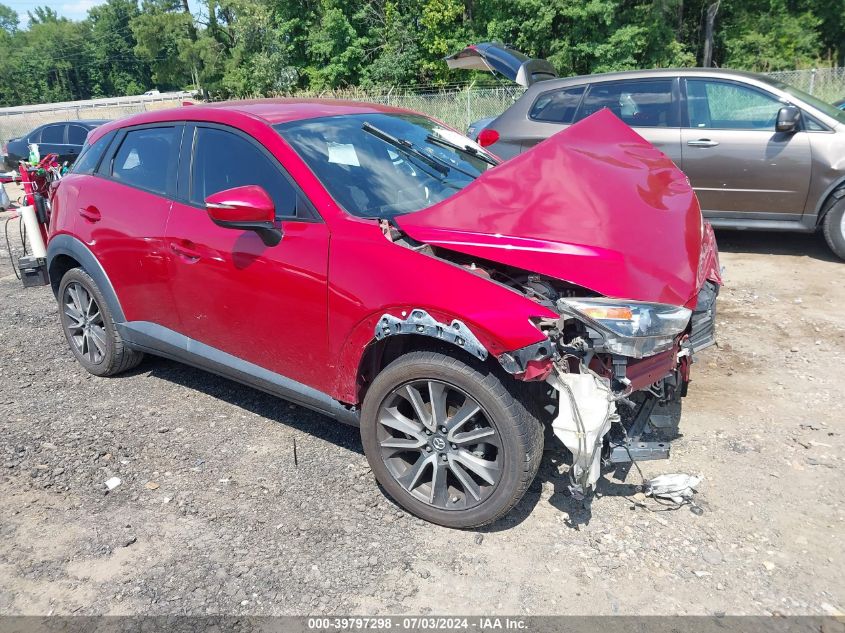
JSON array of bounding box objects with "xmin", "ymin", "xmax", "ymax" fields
[
  {"xmin": 165, "ymin": 124, "xmax": 331, "ymax": 390},
  {"xmin": 680, "ymin": 78, "xmax": 811, "ymax": 217}
]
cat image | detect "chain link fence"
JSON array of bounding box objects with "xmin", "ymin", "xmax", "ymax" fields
[
  {"xmin": 2, "ymin": 69, "xmax": 844, "ymax": 149},
  {"xmin": 766, "ymin": 67, "xmax": 845, "ymax": 102},
  {"xmin": 298, "ymin": 85, "xmax": 521, "ymax": 132}
]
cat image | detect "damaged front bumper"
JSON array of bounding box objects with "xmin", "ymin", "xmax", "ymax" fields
[{"xmin": 528, "ymin": 283, "xmax": 720, "ymax": 499}]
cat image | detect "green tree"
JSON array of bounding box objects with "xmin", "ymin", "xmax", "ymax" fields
[
  {"xmin": 0, "ymin": 2, "xmax": 18, "ymax": 33},
  {"xmin": 87, "ymin": 0, "xmax": 151, "ymax": 96}
]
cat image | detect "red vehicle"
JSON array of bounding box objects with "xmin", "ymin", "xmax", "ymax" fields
[{"xmin": 46, "ymin": 100, "xmax": 720, "ymax": 528}]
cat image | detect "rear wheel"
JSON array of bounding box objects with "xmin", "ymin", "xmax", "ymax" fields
[
  {"xmin": 58, "ymin": 268, "xmax": 143, "ymax": 376},
  {"xmin": 360, "ymin": 351, "xmax": 544, "ymax": 528},
  {"xmin": 822, "ymin": 198, "xmax": 845, "ymax": 260}
]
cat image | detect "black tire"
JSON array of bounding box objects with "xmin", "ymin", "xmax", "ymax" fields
[
  {"xmin": 57, "ymin": 267, "xmax": 143, "ymax": 376},
  {"xmin": 822, "ymin": 198, "xmax": 845, "ymax": 260},
  {"xmin": 360, "ymin": 350, "xmax": 544, "ymax": 528}
]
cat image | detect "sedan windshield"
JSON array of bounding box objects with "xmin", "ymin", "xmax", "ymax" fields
[{"xmin": 275, "ymin": 113, "xmax": 497, "ymax": 219}]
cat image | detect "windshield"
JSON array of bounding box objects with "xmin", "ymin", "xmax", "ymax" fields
[
  {"xmin": 760, "ymin": 76, "xmax": 845, "ymax": 125},
  {"xmin": 275, "ymin": 113, "xmax": 497, "ymax": 219}
]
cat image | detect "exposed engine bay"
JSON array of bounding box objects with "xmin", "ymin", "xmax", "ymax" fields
[{"xmin": 380, "ymin": 233, "xmax": 719, "ymax": 503}]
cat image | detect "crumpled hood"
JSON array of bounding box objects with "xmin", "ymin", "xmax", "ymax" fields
[{"xmin": 396, "ymin": 109, "xmax": 712, "ymax": 308}]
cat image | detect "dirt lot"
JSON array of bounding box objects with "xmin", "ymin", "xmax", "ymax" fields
[{"xmin": 0, "ymin": 189, "xmax": 843, "ymax": 616}]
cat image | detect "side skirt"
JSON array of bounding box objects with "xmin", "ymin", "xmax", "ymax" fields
[
  {"xmin": 705, "ymin": 216, "xmax": 817, "ymax": 233},
  {"xmin": 117, "ymin": 321, "xmax": 360, "ymax": 426}
]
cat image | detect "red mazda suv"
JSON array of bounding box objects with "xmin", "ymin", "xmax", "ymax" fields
[{"xmin": 46, "ymin": 100, "xmax": 721, "ymax": 528}]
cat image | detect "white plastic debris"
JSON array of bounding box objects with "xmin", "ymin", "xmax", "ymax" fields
[
  {"xmin": 104, "ymin": 476, "xmax": 122, "ymax": 491},
  {"xmin": 645, "ymin": 473, "xmax": 701, "ymax": 503},
  {"xmin": 548, "ymin": 371, "xmax": 615, "ymax": 492}
]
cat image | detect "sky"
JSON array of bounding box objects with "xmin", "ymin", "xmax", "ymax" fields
[
  {"xmin": 7, "ymin": 0, "xmax": 202, "ymax": 25},
  {"xmin": 7, "ymin": 0, "xmax": 108, "ymax": 23}
]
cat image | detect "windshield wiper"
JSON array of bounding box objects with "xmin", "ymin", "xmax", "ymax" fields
[
  {"xmin": 425, "ymin": 133, "xmax": 499, "ymax": 167},
  {"xmin": 361, "ymin": 122, "xmax": 449, "ymax": 176}
]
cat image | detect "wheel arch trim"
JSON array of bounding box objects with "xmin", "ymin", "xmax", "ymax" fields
[
  {"xmin": 813, "ymin": 175, "xmax": 845, "ymax": 223},
  {"xmin": 46, "ymin": 234, "xmax": 126, "ymax": 323}
]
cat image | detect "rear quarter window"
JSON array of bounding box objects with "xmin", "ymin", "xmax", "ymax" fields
[
  {"xmin": 530, "ymin": 86, "xmax": 585, "ymax": 123},
  {"xmin": 71, "ymin": 131, "xmax": 115, "ymax": 175}
]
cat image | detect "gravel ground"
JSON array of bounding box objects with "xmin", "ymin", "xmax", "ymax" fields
[{"xmin": 1, "ymin": 195, "xmax": 843, "ymax": 616}]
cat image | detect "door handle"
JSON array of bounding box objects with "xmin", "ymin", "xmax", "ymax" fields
[
  {"xmin": 169, "ymin": 240, "xmax": 202, "ymax": 262},
  {"xmin": 78, "ymin": 206, "xmax": 101, "ymax": 222},
  {"xmin": 687, "ymin": 139, "xmax": 720, "ymax": 148}
]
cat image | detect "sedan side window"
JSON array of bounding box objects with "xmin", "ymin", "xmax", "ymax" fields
[
  {"xmin": 686, "ymin": 79, "xmax": 784, "ymax": 130},
  {"xmin": 190, "ymin": 127, "xmax": 297, "ymax": 219},
  {"xmin": 111, "ymin": 127, "xmax": 179, "ymax": 196},
  {"xmin": 530, "ymin": 86, "xmax": 585, "ymax": 123},
  {"xmin": 576, "ymin": 79, "xmax": 675, "ymax": 127},
  {"xmin": 41, "ymin": 124, "xmax": 66, "ymax": 144},
  {"xmin": 68, "ymin": 125, "xmax": 89, "ymax": 145}
]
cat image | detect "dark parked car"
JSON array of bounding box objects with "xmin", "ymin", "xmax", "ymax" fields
[
  {"xmin": 834, "ymin": 98, "xmax": 845, "ymax": 110},
  {"xmin": 2, "ymin": 120, "xmax": 109, "ymax": 170},
  {"xmin": 41, "ymin": 99, "xmax": 720, "ymax": 527},
  {"xmin": 450, "ymin": 43, "xmax": 845, "ymax": 260}
]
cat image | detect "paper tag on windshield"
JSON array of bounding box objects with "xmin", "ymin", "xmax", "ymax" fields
[{"xmin": 327, "ymin": 142, "xmax": 360, "ymax": 167}]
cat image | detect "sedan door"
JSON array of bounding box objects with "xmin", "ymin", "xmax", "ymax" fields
[
  {"xmin": 680, "ymin": 78, "xmax": 812, "ymax": 218},
  {"xmin": 35, "ymin": 123, "xmax": 67, "ymax": 160},
  {"xmin": 165, "ymin": 124, "xmax": 331, "ymax": 390},
  {"xmin": 65, "ymin": 124, "xmax": 91, "ymax": 164}
]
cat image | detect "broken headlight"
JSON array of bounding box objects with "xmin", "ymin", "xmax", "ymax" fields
[{"xmin": 557, "ymin": 298, "xmax": 692, "ymax": 358}]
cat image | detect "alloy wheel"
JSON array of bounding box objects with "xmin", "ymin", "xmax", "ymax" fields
[
  {"xmin": 63, "ymin": 281, "xmax": 107, "ymax": 365},
  {"xmin": 376, "ymin": 379, "xmax": 502, "ymax": 510}
]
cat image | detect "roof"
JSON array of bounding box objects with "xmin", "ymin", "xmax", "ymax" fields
[
  {"xmin": 184, "ymin": 98, "xmax": 412, "ymax": 125},
  {"xmin": 527, "ymin": 67, "xmax": 782, "ymax": 91},
  {"xmin": 87, "ymin": 98, "xmax": 417, "ymax": 143}
]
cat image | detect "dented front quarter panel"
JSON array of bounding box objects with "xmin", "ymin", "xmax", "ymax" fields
[
  {"xmin": 396, "ymin": 109, "xmax": 708, "ymax": 309},
  {"xmin": 328, "ymin": 221, "xmax": 558, "ymax": 403}
]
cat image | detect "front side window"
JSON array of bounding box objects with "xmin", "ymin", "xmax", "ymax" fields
[
  {"xmin": 190, "ymin": 127, "xmax": 297, "ymax": 218},
  {"xmin": 276, "ymin": 113, "xmax": 496, "ymax": 219},
  {"xmin": 41, "ymin": 124, "xmax": 65, "ymax": 144},
  {"xmin": 577, "ymin": 79, "xmax": 675, "ymax": 127},
  {"xmin": 530, "ymin": 85, "xmax": 585, "ymax": 123},
  {"xmin": 111, "ymin": 127, "xmax": 178, "ymax": 195},
  {"xmin": 686, "ymin": 79, "xmax": 784, "ymax": 130}
]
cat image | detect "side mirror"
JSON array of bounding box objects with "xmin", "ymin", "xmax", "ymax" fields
[
  {"xmin": 205, "ymin": 185, "xmax": 282, "ymax": 247},
  {"xmin": 776, "ymin": 105, "xmax": 801, "ymax": 133}
]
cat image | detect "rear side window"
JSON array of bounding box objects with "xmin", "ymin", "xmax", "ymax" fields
[
  {"xmin": 41, "ymin": 124, "xmax": 66, "ymax": 144},
  {"xmin": 72, "ymin": 131, "xmax": 114, "ymax": 175},
  {"xmin": 530, "ymin": 86, "xmax": 585, "ymax": 123},
  {"xmin": 68, "ymin": 125, "xmax": 89, "ymax": 145},
  {"xmin": 190, "ymin": 127, "xmax": 297, "ymax": 218},
  {"xmin": 111, "ymin": 127, "xmax": 179, "ymax": 196},
  {"xmin": 577, "ymin": 79, "xmax": 675, "ymax": 127}
]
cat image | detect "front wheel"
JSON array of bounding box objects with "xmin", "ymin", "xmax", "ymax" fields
[
  {"xmin": 822, "ymin": 198, "xmax": 845, "ymax": 260},
  {"xmin": 360, "ymin": 351, "xmax": 544, "ymax": 528}
]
